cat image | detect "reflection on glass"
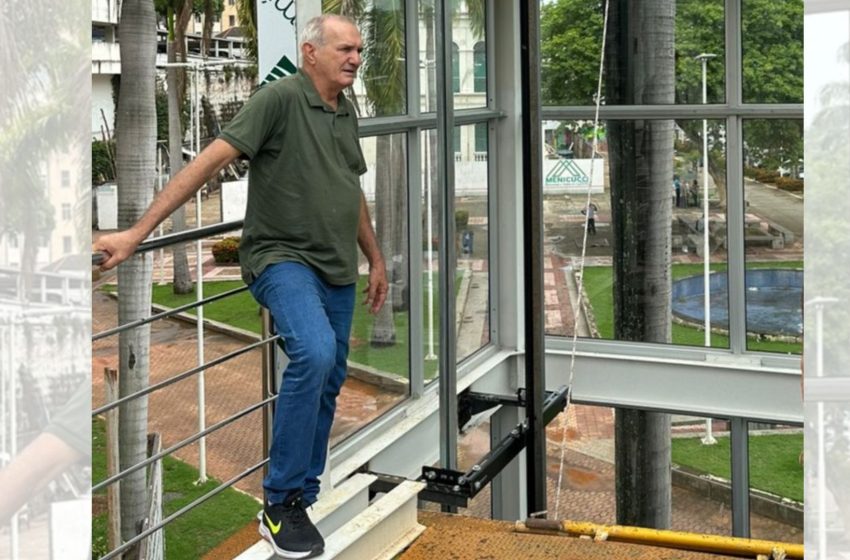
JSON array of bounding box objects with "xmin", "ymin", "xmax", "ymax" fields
[
  {"xmin": 347, "ymin": 1, "xmax": 407, "ymax": 117},
  {"xmin": 455, "ymin": 123, "xmax": 490, "ymax": 362},
  {"xmin": 453, "ymin": 0, "xmax": 487, "ymax": 109},
  {"xmin": 540, "ymin": 0, "xmax": 725, "ymax": 106},
  {"xmin": 746, "ymin": 421, "xmax": 804, "ymax": 542},
  {"xmin": 418, "ymin": 0, "xmax": 487, "ymax": 112},
  {"xmin": 542, "ymin": 119, "xmax": 729, "ymax": 349},
  {"xmin": 742, "ymin": 119, "xmax": 803, "ymax": 354},
  {"xmin": 421, "ymin": 129, "xmax": 441, "ymax": 382},
  {"xmin": 742, "ymin": 0, "xmax": 803, "ymax": 104},
  {"xmin": 335, "ymin": 133, "xmax": 409, "ymax": 432}
]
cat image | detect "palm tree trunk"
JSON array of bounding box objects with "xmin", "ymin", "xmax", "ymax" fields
[
  {"xmin": 371, "ymin": 134, "xmax": 398, "ymax": 346},
  {"xmin": 203, "ymin": 0, "xmax": 215, "ymax": 58},
  {"xmin": 168, "ymin": 1, "xmax": 195, "ymax": 295},
  {"xmin": 115, "ymin": 0, "xmax": 157, "ymax": 554},
  {"xmin": 607, "ymin": 0, "xmax": 674, "ymax": 529}
]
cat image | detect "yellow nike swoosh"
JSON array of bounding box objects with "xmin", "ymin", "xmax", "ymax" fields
[{"xmin": 264, "ymin": 512, "xmax": 282, "ymax": 535}]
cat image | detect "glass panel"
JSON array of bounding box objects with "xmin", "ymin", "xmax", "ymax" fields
[
  {"xmin": 542, "ymin": 119, "xmax": 729, "ymax": 349},
  {"xmin": 669, "ymin": 415, "xmax": 732, "ymax": 536},
  {"xmin": 455, "ymin": 123, "xmax": 490, "ymax": 362},
  {"xmin": 418, "ymin": 0, "xmax": 438, "ymax": 113},
  {"xmin": 742, "ymin": 119, "xmax": 803, "ymax": 354},
  {"xmin": 348, "ymin": 0, "xmax": 407, "ymax": 118},
  {"xmin": 540, "ymin": 0, "xmax": 726, "ymax": 106},
  {"xmin": 473, "ymin": 42, "xmax": 486, "ymax": 93},
  {"xmin": 746, "ymin": 421, "xmax": 804, "ymax": 542},
  {"xmin": 452, "ymin": 43, "xmax": 460, "ymax": 93},
  {"xmin": 546, "ymin": 404, "xmax": 617, "ymax": 524},
  {"xmin": 741, "ymin": 0, "xmax": 803, "ymax": 104},
  {"xmin": 421, "ymin": 129, "xmax": 441, "ymax": 382},
  {"xmin": 336, "ymin": 133, "xmax": 410, "ymax": 436},
  {"xmin": 453, "ymin": 0, "xmax": 487, "ymax": 109},
  {"xmin": 474, "ymin": 122, "xmax": 487, "ymax": 155}
]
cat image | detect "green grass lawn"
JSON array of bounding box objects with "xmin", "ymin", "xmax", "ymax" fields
[
  {"xmin": 671, "ymin": 432, "xmax": 803, "ymax": 502},
  {"xmin": 92, "ymin": 418, "xmax": 260, "ymax": 559},
  {"xmin": 580, "ymin": 261, "xmax": 802, "ymax": 354},
  {"xmin": 109, "ymin": 274, "xmax": 454, "ymax": 379}
]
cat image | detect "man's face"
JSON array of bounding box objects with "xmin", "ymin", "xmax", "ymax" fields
[{"xmin": 310, "ymin": 20, "xmax": 363, "ymax": 92}]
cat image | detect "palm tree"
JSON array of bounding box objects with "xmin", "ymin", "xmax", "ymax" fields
[
  {"xmin": 115, "ymin": 0, "xmax": 158, "ymax": 553},
  {"xmin": 159, "ymin": 0, "xmax": 195, "ymax": 294},
  {"xmin": 605, "ymin": 0, "xmax": 674, "ymax": 529},
  {"xmin": 0, "ymin": 1, "xmax": 82, "ymax": 300}
]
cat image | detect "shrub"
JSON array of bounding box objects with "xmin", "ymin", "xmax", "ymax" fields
[
  {"xmin": 455, "ymin": 210, "xmax": 469, "ymax": 229},
  {"xmin": 775, "ymin": 177, "xmax": 804, "ymax": 192},
  {"xmin": 92, "ymin": 140, "xmax": 115, "ymax": 185},
  {"xmin": 753, "ymin": 168, "xmax": 781, "ymax": 185},
  {"xmin": 212, "ymin": 237, "xmax": 240, "ymax": 264}
]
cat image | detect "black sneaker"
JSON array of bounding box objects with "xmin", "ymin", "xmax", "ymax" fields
[{"xmin": 259, "ymin": 491, "xmax": 324, "ymax": 559}]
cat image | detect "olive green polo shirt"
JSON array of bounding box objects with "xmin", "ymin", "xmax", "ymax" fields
[{"xmin": 219, "ymin": 70, "xmax": 367, "ymax": 286}]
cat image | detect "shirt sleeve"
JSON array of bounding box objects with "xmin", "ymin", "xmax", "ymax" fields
[
  {"xmin": 219, "ymin": 85, "xmax": 283, "ymax": 159},
  {"xmin": 43, "ymin": 382, "xmax": 91, "ymax": 459}
]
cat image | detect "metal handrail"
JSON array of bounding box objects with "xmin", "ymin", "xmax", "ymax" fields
[
  {"xmin": 93, "ymin": 394, "xmax": 277, "ymax": 493},
  {"xmin": 93, "ymin": 285, "xmax": 250, "ymax": 341},
  {"xmin": 92, "ymin": 334, "xmax": 279, "ymax": 417},
  {"xmin": 92, "ymin": 219, "xmax": 244, "ymax": 266},
  {"xmin": 93, "ymin": 217, "xmax": 275, "ymax": 560},
  {"xmin": 100, "ymin": 458, "xmax": 268, "ymax": 560}
]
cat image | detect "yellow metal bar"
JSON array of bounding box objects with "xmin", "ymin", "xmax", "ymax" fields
[{"xmin": 516, "ymin": 519, "xmax": 804, "ymax": 559}]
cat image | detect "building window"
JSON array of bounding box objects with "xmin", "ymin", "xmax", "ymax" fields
[
  {"xmin": 61, "ymin": 170, "xmax": 70, "ymax": 188},
  {"xmin": 474, "ymin": 123, "xmax": 487, "ymax": 154},
  {"xmin": 229, "ymin": 15, "xmax": 236, "ymax": 27},
  {"xmin": 62, "ymin": 203, "xmax": 72, "ymax": 221},
  {"xmin": 473, "ymin": 42, "xmax": 486, "ymax": 93},
  {"xmin": 63, "ymin": 236, "xmax": 73, "ymax": 254},
  {"xmin": 9, "ymin": 236, "xmax": 18, "ymax": 248},
  {"xmin": 453, "ymin": 126, "xmax": 461, "ymax": 158},
  {"xmin": 195, "ymin": 14, "xmax": 201, "ymax": 23},
  {"xmin": 452, "ymin": 43, "xmax": 460, "ymax": 93},
  {"xmin": 228, "ymin": 0, "xmax": 235, "ymax": 4}
]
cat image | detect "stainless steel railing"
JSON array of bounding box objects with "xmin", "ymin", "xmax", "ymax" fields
[{"xmin": 92, "ymin": 219, "xmax": 279, "ymax": 560}]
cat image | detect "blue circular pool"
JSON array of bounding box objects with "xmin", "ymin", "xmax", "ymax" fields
[{"xmin": 671, "ymin": 269, "xmax": 802, "ymax": 337}]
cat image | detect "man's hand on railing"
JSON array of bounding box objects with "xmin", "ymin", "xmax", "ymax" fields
[{"xmin": 93, "ymin": 229, "xmax": 144, "ymax": 272}]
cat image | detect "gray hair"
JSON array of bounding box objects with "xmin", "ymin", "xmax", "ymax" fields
[{"xmin": 299, "ymin": 14, "xmax": 357, "ymax": 49}]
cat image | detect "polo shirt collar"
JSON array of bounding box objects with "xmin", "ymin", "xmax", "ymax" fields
[{"xmin": 296, "ymin": 69, "xmax": 349, "ymax": 115}]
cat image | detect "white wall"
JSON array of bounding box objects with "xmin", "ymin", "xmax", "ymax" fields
[{"xmin": 92, "ymin": 74, "xmax": 115, "ymax": 139}]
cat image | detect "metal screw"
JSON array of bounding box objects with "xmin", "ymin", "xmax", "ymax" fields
[
  {"xmin": 425, "ymin": 471, "xmax": 436, "ymax": 480},
  {"xmin": 471, "ymin": 465, "xmax": 481, "ymax": 472},
  {"xmin": 452, "ymin": 485, "xmax": 461, "ymax": 493},
  {"xmin": 474, "ymin": 481, "xmax": 481, "ymax": 491},
  {"xmin": 458, "ymin": 476, "xmax": 466, "ymax": 485}
]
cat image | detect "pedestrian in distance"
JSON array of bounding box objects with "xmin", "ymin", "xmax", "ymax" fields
[
  {"xmin": 674, "ymin": 175, "xmax": 682, "ymax": 208},
  {"xmin": 94, "ymin": 14, "xmax": 387, "ymax": 559},
  {"xmin": 582, "ymin": 202, "xmax": 599, "ymax": 235}
]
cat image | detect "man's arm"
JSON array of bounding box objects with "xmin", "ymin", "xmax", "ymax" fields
[
  {"xmin": 94, "ymin": 139, "xmax": 242, "ymax": 271},
  {"xmin": 357, "ymin": 192, "xmax": 388, "ymax": 314},
  {"xmin": 0, "ymin": 433, "xmax": 82, "ymax": 524}
]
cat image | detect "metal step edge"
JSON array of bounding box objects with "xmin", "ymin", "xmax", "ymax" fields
[
  {"xmin": 321, "ymin": 480, "xmax": 426, "ymax": 560},
  {"xmin": 234, "ymin": 472, "xmax": 377, "ymax": 560}
]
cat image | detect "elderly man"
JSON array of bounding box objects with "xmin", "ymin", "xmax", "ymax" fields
[{"xmin": 95, "ymin": 14, "xmax": 386, "ymax": 558}]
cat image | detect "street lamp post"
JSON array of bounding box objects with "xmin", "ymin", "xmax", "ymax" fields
[{"xmin": 695, "ymin": 52, "xmax": 717, "ymax": 445}]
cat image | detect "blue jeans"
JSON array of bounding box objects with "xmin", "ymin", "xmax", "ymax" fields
[{"xmin": 248, "ymin": 261, "xmax": 355, "ymax": 505}]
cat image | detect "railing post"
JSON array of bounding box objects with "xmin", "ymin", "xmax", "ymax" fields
[
  {"xmin": 105, "ymin": 367, "xmax": 122, "ymax": 551},
  {"xmin": 261, "ymin": 308, "xmax": 276, "ymax": 481}
]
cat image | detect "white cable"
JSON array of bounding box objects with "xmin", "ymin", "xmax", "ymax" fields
[{"xmin": 554, "ymin": 0, "xmax": 611, "ymax": 519}]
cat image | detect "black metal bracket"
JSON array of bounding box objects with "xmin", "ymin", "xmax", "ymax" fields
[
  {"xmin": 407, "ymin": 385, "xmax": 569, "ymax": 507},
  {"xmin": 458, "ymin": 388, "xmax": 526, "ymax": 430}
]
